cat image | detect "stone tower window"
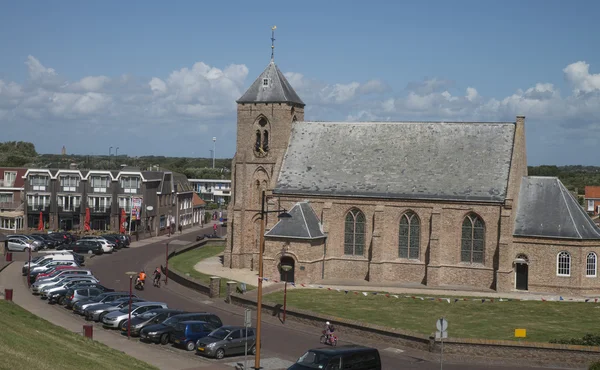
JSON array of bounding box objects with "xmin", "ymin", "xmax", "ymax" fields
[
  {"xmin": 399, "ymin": 211, "xmax": 420, "ymax": 259},
  {"xmin": 254, "ymin": 117, "xmax": 269, "ymax": 157},
  {"xmin": 262, "ymin": 130, "xmax": 269, "ymax": 151},
  {"xmin": 344, "ymin": 208, "xmax": 365, "ymax": 256},
  {"xmin": 255, "ymin": 130, "xmax": 261, "ymax": 152},
  {"xmin": 460, "ymin": 213, "xmax": 484, "ymax": 264}
]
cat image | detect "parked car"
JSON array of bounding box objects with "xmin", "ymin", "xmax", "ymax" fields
[
  {"xmin": 140, "ymin": 313, "xmax": 223, "ymax": 345},
  {"xmin": 170, "ymin": 321, "xmax": 214, "ymax": 351},
  {"xmin": 35, "ymin": 268, "xmax": 92, "ymax": 284},
  {"xmin": 103, "ymin": 301, "xmax": 168, "ymax": 329},
  {"xmin": 65, "ymin": 240, "xmax": 104, "ymax": 255},
  {"xmin": 196, "ymin": 326, "xmax": 256, "ymax": 359},
  {"xmin": 121, "ymin": 309, "xmax": 186, "ymax": 336},
  {"xmin": 48, "ymin": 283, "xmax": 113, "ymax": 305},
  {"xmin": 40, "ymin": 276, "xmax": 99, "ymax": 297},
  {"xmin": 73, "ymin": 292, "xmax": 132, "ymax": 315},
  {"xmin": 84, "ymin": 297, "xmax": 145, "ymax": 322},
  {"xmin": 80, "ymin": 236, "xmax": 114, "ymax": 253},
  {"xmin": 33, "ymin": 274, "xmax": 97, "ymax": 294},
  {"xmin": 64, "ymin": 287, "xmax": 104, "ymax": 308},
  {"xmin": 108, "ymin": 234, "xmax": 130, "ymax": 247},
  {"xmin": 29, "ymin": 261, "xmax": 80, "ymax": 280},
  {"xmin": 31, "ymin": 233, "xmax": 60, "ymax": 249},
  {"xmin": 22, "ymin": 252, "xmax": 82, "ymax": 275},
  {"xmin": 7, "ymin": 234, "xmax": 43, "ymax": 249},
  {"xmin": 46, "ymin": 233, "xmax": 69, "ymax": 246},
  {"xmin": 28, "ymin": 235, "xmax": 54, "ymax": 249},
  {"xmin": 287, "ymin": 345, "xmax": 382, "ymax": 370},
  {"xmin": 101, "ymin": 235, "xmax": 124, "ymax": 249},
  {"xmin": 32, "ymin": 265, "xmax": 78, "ymax": 283},
  {"xmin": 7, "ymin": 237, "xmax": 37, "ymax": 252}
]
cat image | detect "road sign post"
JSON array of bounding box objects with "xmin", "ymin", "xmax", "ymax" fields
[
  {"xmin": 244, "ymin": 309, "xmax": 251, "ymax": 370},
  {"xmin": 435, "ymin": 318, "xmax": 448, "ymax": 370}
]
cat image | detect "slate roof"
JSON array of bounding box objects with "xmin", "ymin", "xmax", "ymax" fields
[
  {"xmin": 514, "ymin": 177, "xmax": 600, "ymax": 239},
  {"xmin": 274, "ymin": 121, "xmax": 515, "ymax": 202},
  {"xmin": 237, "ymin": 62, "xmax": 304, "ymax": 106},
  {"xmin": 141, "ymin": 171, "xmax": 164, "ymax": 181},
  {"xmin": 265, "ymin": 202, "xmax": 325, "ymax": 240},
  {"xmin": 172, "ymin": 172, "xmax": 193, "ymax": 193}
]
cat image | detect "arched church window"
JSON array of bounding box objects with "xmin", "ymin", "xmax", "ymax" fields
[
  {"xmin": 255, "ymin": 130, "xmax": 262, "ymax": 152},
  {"xmin": 557, "ymin": 251, "xmax": 571, "ymax": 276},
  {"xmin": 262, "ymin": 130, "xmax": 269, "ymax": 151},
  {"xmin": 461, "ymin": 213, "xmax": 485, "ymax": 263},
  {"xmin": 399, "ymin": 211, "xmax": 420, "ymax": 259},
  {"xmin": 259, "ymin": 117, "xmax": 268, "ymax": 127},
  {"xmin": 344, "ymin": 208, "xmax": 365, "ymax": 256},
  {"xmin": 586, "ymin": 252, "xmax": 597, "ymax": 277}
]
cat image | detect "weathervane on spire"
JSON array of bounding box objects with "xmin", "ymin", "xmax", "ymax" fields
[{"xmin": 271, "ymin": 25, "xmax": 277, "ymax": 61}]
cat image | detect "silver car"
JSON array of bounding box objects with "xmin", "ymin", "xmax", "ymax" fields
[
  {"xmin": 74, "ymin": 292, "xmax": 132, "ymax": 315},
  {"xmin": 8, "ymin": 235, "xmax": 42, "ymax": 249},
  {"xmin": 103, "ymin": 302, "xmax": 168, "ymax": 329},
  {"xmin": 196, "ymin": 326, "xmax": 257, "ymax": 359},
  {"xmin": 7, "ymin": 238, "xmax": 38, "ymax": 252},
  {"xmin": 84, "ymin": 298, "xmax": 145, "ymax": 322},
  {"xmin": 33, "ymin": 274, "xmax": 96, "ymax": 293},
  {"xmin": 41, "ymin": 277, "xmax": 99, "ymax": 297}
]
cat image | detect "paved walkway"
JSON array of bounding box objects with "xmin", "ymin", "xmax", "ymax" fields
[
  {"xmin": 194, "ymin": 254, "xmax": 594, "ymax": 302},
  {"xmin": 128, "ymin": 223, "xmax": 215, "ymax": 249},
  {"xmin": 0, "ymin": 261, "xmax": 229, "ymax": 370}
]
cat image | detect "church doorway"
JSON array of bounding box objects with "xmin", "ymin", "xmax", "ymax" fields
[
  {"xmin": 514, "ymin": 254, "xmax": 529, "ymax": 291},
  {"xmin": 279, "ymin": 256, "xmax": 295, "ymax": 283}
]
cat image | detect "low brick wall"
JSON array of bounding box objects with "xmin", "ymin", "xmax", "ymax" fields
[
  {"xmin": 162, "ymin": 239, "xmax": 226, "ymax": 298},
  {"xmin": 229, "ymin": 292, "xmax": 600, "ymax": 367}
]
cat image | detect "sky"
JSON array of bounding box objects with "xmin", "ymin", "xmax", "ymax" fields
[{"xmin": 1, "ymin": 0, "xmax": 599, "ymax": 165}]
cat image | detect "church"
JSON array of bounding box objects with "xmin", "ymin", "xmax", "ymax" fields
[{"xmin": 224, "ymin": 57, "xmax": 600, "ymax": 295}]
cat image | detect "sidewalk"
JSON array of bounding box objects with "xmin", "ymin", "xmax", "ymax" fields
[
  {"xmin": 194, "ymin": 254, "xmax": 594, "ymax": 302},
  {"xmin": 128, "ymin": 223, "xmax": 217, "ymax": 249},
  {"xmin": 0, "ymin": 262, "xmax": 229, "ymax": 370}
]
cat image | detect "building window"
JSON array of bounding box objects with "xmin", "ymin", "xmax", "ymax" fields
[
  {"xmin": 557, "ymin": 251, "xmax": 571, "ymax": 276},
  {"xmin": 60, "ymin": 175, "xmax": 80, "ymax": 191},
  {"xmin": 588, "ymin": 200, "xmax": 595, "ymax": 212},
  {"xmin": 118, "ymin": 197, "xmax": 133, "ymax": 212},
  {"xmin": 88, "ymin": 196, "xmax": 111, "ymax": 211},
  {"xmin": 91, "ymin": 176, "xmax": 110, "ymax": 189},
  {"xmin": 3, "ymin": 171, "xmax": 16, "ymax": 187},
  {"xmin": 120, "ymin": 177, "xmax": 140, "ymax": 193},
  {"xmin": 262, "ymin": 130, "xmax": 269, "ymax": 151},
  {"xmin": 159, "ymin": 215, "xmax": 166, "ymax": 229},
  {"xmin": 255, "ymin": 130, "xmax": 261, "ymax": 151},
  {"xmin": 58, "ymin": 195, "xmax": 80, "ymax": 211},
  {"xmin": 586, "ymin": 252, "xmax": 597, "ymax": 277},
  {"xmin": 399, "ymin": 211, "xmax": 420, "ymax": 259},
  {"xmin": 27, "ymin": 194, "xmax": 50, "ymax": 210},
  {"xmin": 0, "ymin": 193, "xmax": 13, "ymax": 204},
  {"xmin": 461, "ymin": 213, "xmax": 485, "ymax": 264},
  {"xmin": 344, "ymin": 208, "xmax": 365, "ymax": 256},
  {"xmin": 262, "ymin": 78, "xmax": 269, "ymax": 87},
  {"xmin": 29, "ymin": 175, "xmax": 49, "ymax": 190}
]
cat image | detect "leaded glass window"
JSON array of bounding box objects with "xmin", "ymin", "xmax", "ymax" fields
[
  {"xmin": 344, "ymin": 209, "xmax": 365, "ymax": 256},
  {"xmin": 557, "ymin": 251, "xmax": 571, "ymax": 276},
  {"xmin": 460, "ymin": 213, "xmax": 485, "ymax": 263},
  {"xmin": 399, "ymin": 212, "xmax": 420, "ymax": 259},
  {"xmin": 587, "ymin": 252, "xmax": 597, "ymax": 277}
]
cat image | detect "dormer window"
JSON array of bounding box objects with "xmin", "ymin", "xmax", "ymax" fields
[
  {"xmin": 60, "ymin": 175, "xmax": 80, "ymax": 192},
  {"xmin": 262, "ymin": 78, "xmax": 269, "ymax": 87},
  {"xmin": 30, "ymin": 175, "xmax": 49, "ymax": 191}
]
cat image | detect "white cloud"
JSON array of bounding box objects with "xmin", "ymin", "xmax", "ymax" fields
[
  {"xmin": 70, "ymin": 76, "xmax": 111, "ymax": 92},
  {"xmin": 26, "ymin": 55, "xmax": 57, "ymax": 80},
  {"xmin": 564, "ymin": 61, "xmax": 600, "ymax": 95}
]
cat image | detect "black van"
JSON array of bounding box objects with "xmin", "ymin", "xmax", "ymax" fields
[{"xmin": 288, "ymin": 345, "xmax": 381, "ymax": 370}]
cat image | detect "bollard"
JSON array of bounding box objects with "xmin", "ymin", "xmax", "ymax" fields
[
  {"xmin": 5, "ymin": 289, "xmax": 13, "ymax": 301},
  {"xmin": 226, "ymin": 281, "xmax": 237, "ymax": 303},
  {"xmin": 209, "ymin": 276, "xmax": 221, "ymax": 298},
  {"xmin": 5, "ymin": 252, "xmax": 12, "ymax": 262},
  {"xmin": 83, "ymin": 324, "xmax": 93, "ymax": 339}
]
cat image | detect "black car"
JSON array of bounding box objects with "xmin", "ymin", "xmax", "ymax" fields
[
  {"xmin": 66, "ymin": 240, "xmax": 103, "ymax": 255},
  {"xmin": 287, "ymin": 345, "xmax": 381, "ymax": 370},
  {"xmin": 140, "ymin": 313, "xmax": 223, "ymax": 345},
  {"xmin": 73, "ymin": 291, "xmax": 132, "ymax": 315},
  {"xmin": 48, "ymin": 283, "xmax": 114, "ymax": 305},
  {"xmin": 120, "ymin": 309, "xmax": 187, "ymax": 337},
  {"xmin": 106, "ymin": 234, "xmax": 130, "ymax": 247},
  {"xmin": 28, "ymin": 235, "xmax": 52, "ymax": 249},
  {"xmin": 31, "ymin": 234, "xmax": 60, "ymax": 249}
]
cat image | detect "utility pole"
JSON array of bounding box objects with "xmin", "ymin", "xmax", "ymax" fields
[{"xmin": 212, "ymin": 137, "xmax": 216, "ymax": 169}]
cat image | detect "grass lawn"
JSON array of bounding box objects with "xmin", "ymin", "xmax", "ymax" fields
[
  {"xmin": 169, "ymin": 243, "xmax": 255, "ymax": 296},
  {"xmin": 0, "ymin": 300, "xmax": 156, "ymax": 370},
  {"xmin": 264, "ymin": 289, "xmax": 599, "ymax": 343}
]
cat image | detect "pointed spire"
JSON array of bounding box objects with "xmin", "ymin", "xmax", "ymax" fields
[{"xmin": 271, "ymin": 25, "xmax": 276, "ymax": 62}]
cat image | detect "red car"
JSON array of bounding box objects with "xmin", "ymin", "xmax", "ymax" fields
[{"xmin": 35, "ymin": 265, "xmax": 78, "ymax": 281}]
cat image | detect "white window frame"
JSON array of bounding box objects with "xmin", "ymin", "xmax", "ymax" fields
[
  {"xmin": 557, "ymin": 251, "xmax": 571, "ymax": 277},
  {"xmin": 586, "ymin": 252, "xmax": 597, "ymax": 277},
  {"xmin": 58, "ymin": 195, "xmax": 81, "ymax": 211},
  {"xmin": 118, "ymin": 197, "xmax": 133, "ymax": 212},
  {"xmin": 3, "ymin": 171, "xmax": 16, "ymax": 187},
  {"xmin": 0, "ymin": 192, "xmax": 13, "ymax": 203},
  {"xmin": 262, "ymin": 78, "xmax": 269, "ymax": 87},
  {"xmin": 29, "ymin": 175, "xmax": 49, "ymax": 191},
  {"xmin": 88, "ymin": 196, "xmax": 112, "ymax": 211},
  {"xmin": 588, "ymin": 200, "xmax": 595, "ymax": 212},
  {"xmin": 120, "ymin": 177, "xmax": 140, "ymax": 193},
  {"xmin": 91, "ymin": 176, "xmax": 110, "ymax": 192},
  {"xmin": 27, "ymin": 194, "xmax": 50, "ymax": 210}
]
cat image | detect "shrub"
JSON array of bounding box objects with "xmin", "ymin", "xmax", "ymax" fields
[
  {"xmin": 589, "ymin": 361, "xmax": 600, "ymax": 370},
  {"xmin": 550, "ymin": 334, "xmax": 600, "ymax": 346}
]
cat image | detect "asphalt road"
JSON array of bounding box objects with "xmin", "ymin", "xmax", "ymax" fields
[{"xmin": 83, "ymin": 227, "xmax": 574, "ymax": 370}]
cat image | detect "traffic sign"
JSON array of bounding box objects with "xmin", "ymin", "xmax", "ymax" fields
[
  {"xmin": 244, "ymin": 309, "xmax": 252, "ymax": 328},
  {"xmin": 436, "ymin": 318, "xmax": 448, "ymax": 333},
  {"xmin": 435, "ymin": 331, "xmax": 448, "ymax": 339}
]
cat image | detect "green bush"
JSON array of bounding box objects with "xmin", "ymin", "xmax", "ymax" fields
[
  {"xmin": 589, "ymin": 361, "xmax": 600, "ymax": 370},
  {"xmin": 550, "ymin": 334, "xmax": 600, "ymax": 346}
]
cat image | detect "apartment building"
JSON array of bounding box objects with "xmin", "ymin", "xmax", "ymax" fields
[
  {"xmin": 22, "ymin": 168, "xmax": 195, "ymax": 234},
  {"xmin": 188, "ymin": 179, "xmax": 231, "ymax": 205},
  {"xmin": 0, "ymin": 168, "xmax": 26, "ymax": 231}
]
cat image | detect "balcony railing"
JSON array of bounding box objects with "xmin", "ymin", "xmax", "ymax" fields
[
  {"xmin": 0, "ymin": 180, "xmax": 16, "ymax": 188},
  {"xmin": 57, "ymin": 205, "xmax": 81, "ymax": 213},
  {"xmin": 89, "ymin": 206, "xmax": 111, "ymax": 213},
  {"xmin": 0, "ymin": 202, "xmax": 21, "ymax": 210},
  {"xmin": 27, "ymin": 203, "xmax": 51, "ymax": 212}
]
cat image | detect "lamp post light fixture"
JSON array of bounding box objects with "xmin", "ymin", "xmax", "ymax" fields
[
  {"xmin": 280, "ymin": 263, "xmax": 293, "ymax": 324},
  {"xmin": 250, "ymin": 190, "xmax": 292, "ymax": 369},
  {"xmin": 212, "ymin": 137, "xmax": 216, "ymax": 169},
  {"xmin": 125, "ymin": 271, "xmax": 137, "ymax": 339}
]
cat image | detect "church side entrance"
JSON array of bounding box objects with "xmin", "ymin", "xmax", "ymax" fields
[{"xmin": 515, "ymin": 254, "xmax": 529, "ymax": 291}]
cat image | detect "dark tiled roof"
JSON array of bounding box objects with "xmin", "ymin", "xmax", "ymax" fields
[
  {"xmin": 141, "ymin": 171, "xmax": 163, "ymax": 181},
  {"xmin": 274, "ymin": 121, "xmax": 515, "ymax": 202},
  {"xmin": 173, "ymin": 172, "xmax": 193, "ymax": 192},
  {"xmin": 237, "ymin": 61, "xmax": 304, "ymax": 106},
  {"xmin": 514, "ymin": 177, "xmax": 600, "ymax": 239},
  {"xmin": 265, "ymin": 202, "xmax": 325, "ymax": 240}
]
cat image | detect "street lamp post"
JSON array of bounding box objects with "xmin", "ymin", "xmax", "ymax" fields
[
  {"xmin": 125, "ymin": 271, "xmax": 137, "ymax": 339},
  {"xmin": 280, "ymin": 263, "xmax": 293, "ymax": 324},
  {"xmin": 165, "ymin": 242, "xmax": 169, "ymax": 285},
  {"xmin": 251, "ymin": 190, "xmax": 292, "ymax": 369},
  {"xmin": 109, "ymin": 146, "xmax": 113, "ymax": 157},
  {"xmin": 212, "ymin": 137, "xmax": 216, "ymax": 169}
]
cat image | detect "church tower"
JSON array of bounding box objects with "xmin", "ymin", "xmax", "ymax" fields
[{"xmin": 224, "ymin": 28, "xmax": 305, "ymax": 270}]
